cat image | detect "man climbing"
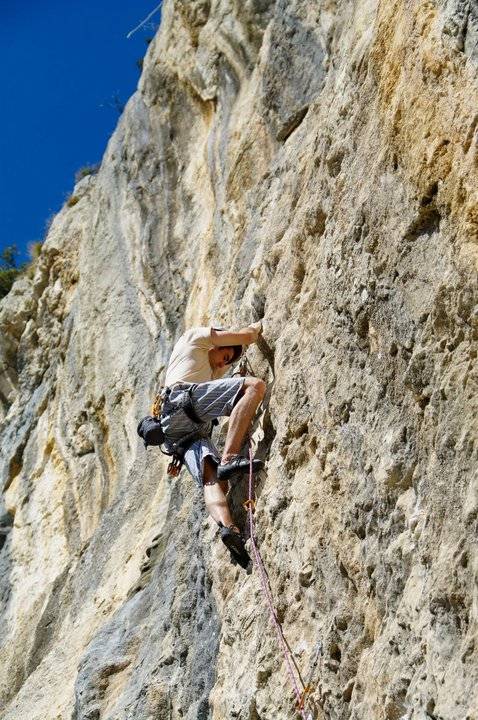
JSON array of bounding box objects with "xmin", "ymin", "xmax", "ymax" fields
[{"xmin": 160, "ymin": 322, "xmax": 266, "ymax": 568}]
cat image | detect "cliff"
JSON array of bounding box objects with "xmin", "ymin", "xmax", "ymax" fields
[{"xmin": 0, "ymin": 1, "xmax": 477, "ymax": 719}]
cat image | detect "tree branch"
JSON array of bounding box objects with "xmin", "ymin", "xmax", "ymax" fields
[{"xmin": 126, "ymin": 3, "xmax": 162, "ymax": 39}]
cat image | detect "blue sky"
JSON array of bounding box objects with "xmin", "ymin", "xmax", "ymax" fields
[{"xmin": 0, "ymin": 0, "xmax": 162, "ymax": 265}]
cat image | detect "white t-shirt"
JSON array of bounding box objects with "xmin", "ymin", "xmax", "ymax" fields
[{"xmin": 164, "ymin": 326, "xmax": 229, "ymax": 386}]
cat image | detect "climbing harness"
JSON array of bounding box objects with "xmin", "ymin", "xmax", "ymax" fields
[
  {"xmin": 245, "ymin": 440, "xmax": 312, "ymax": 720},
  {"xmin": 138, "ymin": 385, "xmax": 212, "ymax": 477},
  {"xmin": 151, "ymin": 385, "xmax": 204, "ymax": 425},
  {"xmin": 173, "ymin": 384, "xmax": 204, "ymax": 425}
]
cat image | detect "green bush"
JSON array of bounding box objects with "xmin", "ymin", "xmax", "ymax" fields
[
  {"xmin": 0, "ymin": 267, "xmax": 22, "ymax": 299},
  {"xmin": 0, "ymin": 242, "xmax": 44, "ymax": 299},
  {"xmin": 66, "ymin": 195, "xmax": 79, "ymax": 208},
  {"xmin": 74, "ymin": 164, "xmax": 99, "ymax": 184},
  {"xmin": 28, "ymin": 241, "xmax": 43, "ymax": 260},
  {"xmin": 0, "ymin": 246, "xmax": 25, "ymax": 299}
]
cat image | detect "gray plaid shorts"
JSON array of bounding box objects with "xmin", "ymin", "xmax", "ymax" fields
[{"xmin": 160, "ymin": 377, "xmax": 245, "ymax": 487}]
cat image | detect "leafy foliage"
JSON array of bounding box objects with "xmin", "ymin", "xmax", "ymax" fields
[
  {"xmin": 1, "ymin": 245, "xmax": 18, "ymax": 268},
  {"xmin": 0, "ymin": 267, "xmax": 22, "ymax": 299},
  {"xmin": 66, "ymin": 195, "xmax": 79, "ymax": 207},
  {"xmin": 0, "ymin": 242, "xmax": 44, "ymax": 300},
  {"xmin": 28, "ymin": 241, "xmax": 43, "ymax": 261},
  {"xmin": 0, "ymin": 245, "xmax": 24, "ymax": 299},
  {"xmin": 74, "ymin": 164, "xmax": 100, "ymax": 184}
]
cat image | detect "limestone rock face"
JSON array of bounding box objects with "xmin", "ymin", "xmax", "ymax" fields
[{"xmin": 1, "ymin": 1, "xmax": 477, "ymax": 719}]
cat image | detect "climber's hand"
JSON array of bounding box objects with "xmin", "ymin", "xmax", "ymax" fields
[{"xmin": 249, "ymin": 320, "xmax": 263, "ymax": 342}]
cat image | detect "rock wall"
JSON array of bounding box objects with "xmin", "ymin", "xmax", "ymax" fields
[{"xmin": 1, "ymin": 1, "xmax": 477, "ymax": 719}]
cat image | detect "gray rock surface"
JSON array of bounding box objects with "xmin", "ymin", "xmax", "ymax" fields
[{"xmin": 0, "ymin": 1, "xmax": 477, "ymax": 718}]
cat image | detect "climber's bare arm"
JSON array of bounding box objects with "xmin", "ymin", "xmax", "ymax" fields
[{"xmin": 211, "ymin": 322, "xmax": 262, "ymax": 347}]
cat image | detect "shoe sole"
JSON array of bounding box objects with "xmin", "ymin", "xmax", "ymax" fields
[{"xmin": 221, "ymin": 530, "xmax": 251, "ymax": 569}]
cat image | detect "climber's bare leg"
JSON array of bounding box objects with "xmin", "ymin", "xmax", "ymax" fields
[
  {"xmin": 203, "ymin": 458, "xmax": 238, "ymax": 531},
  {"xmin": 221, "ymin": 377, "xmax": 266, "ymax": 463}
]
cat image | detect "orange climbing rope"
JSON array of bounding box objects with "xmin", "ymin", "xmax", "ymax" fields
[{"xmin": 246, "ymin": 440, "xmax": 310, "ymax": 720}]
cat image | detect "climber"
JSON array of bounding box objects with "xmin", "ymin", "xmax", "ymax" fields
[{"xmin": 159, "ymin": 322, "xmax": 266, "ymax": 568}]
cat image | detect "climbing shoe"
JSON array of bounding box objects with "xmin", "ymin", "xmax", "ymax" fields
[
  {"xmin": 220, "ymin": 525, "xmax": 251, "ymax": 570},
  {"xmin": 217, "ymin": 456, "xmax": 263, "ymax": 482}
]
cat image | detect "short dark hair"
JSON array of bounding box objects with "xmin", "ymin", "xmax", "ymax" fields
[{"xmin": 227, "ymin": 345, "xmax": 243, "ymax": 364}]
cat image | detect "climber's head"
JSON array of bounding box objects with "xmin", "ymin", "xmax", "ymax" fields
[
  {"xmin": 209, "ymin": 345, "xmax": 242, "ymax": 369},
  {"xmin": 228, "ymin": 345, "xmax": 243, "ymax": 364}
]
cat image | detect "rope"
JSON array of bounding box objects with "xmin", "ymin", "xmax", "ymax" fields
[{"xmin": 246, "ymin": 441, "xmax": 309, "ymax": 720}]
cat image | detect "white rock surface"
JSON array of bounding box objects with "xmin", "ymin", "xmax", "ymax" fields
[{"xmin": 1, "ymin": 1, "xmax": 477, "ymax": 718}]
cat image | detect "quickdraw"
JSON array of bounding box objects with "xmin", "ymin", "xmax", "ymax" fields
[
  {"xmin": 167, "ymin": 456, "xmax": 182, "ymax": 478},
  {"xmin": 297, "ymin": 685, "xmax": 312, "ymax": 710},
  {"xmin": 235, "ymin": 355, "xmax": 253, "ymax": 378}
]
